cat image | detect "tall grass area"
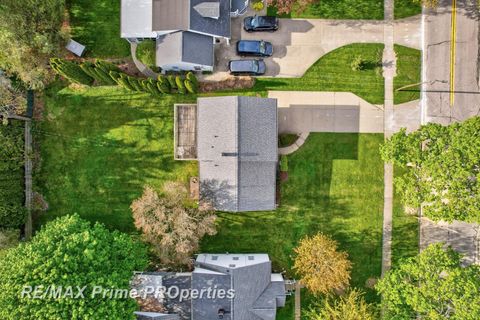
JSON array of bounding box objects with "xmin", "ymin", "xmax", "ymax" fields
[
  {"xmin": 34, "ymin": 86, "xmax": 197, "ymax": 231},
  {"xmin": 254, "ymin": 44, "xmax": 385, "ymax": 105},
  {"xmin": 67, "ymin": 0, "xmax": 130, "ymax": 57},
  {"xmin": 394, "ymin": 45, "xmax": 422, "ymax": 104}
]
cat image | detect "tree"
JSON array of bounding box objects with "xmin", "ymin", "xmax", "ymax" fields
[
  {"xmin": 266, "ymin": 0, "xmax": 318, "ymax": 14},
  {"xmin": 175, "ymin": 76, "xmax": 186, "ymax": 94},
  {"xmin": 381, "ymin": 117, "xmax": 480, "ymax": 223},
  {"xmin": 293, "ymin": 233, "xmax": 351, "ymax": 294},
  {"xmin": 0, "ymin": 85, "xmax": 27, "ymax": 125},
  {"xmin": 0, "ymin": 214, "xmax": 148, "ymax": 320},
  {"xmin": 0, "ymin": 0, "xmax": 66, "ymax": 89},
  {"xmin": 376, "ymin": 243, "xmax": 480, "ymax": 319},
  {"xmin": 50, "ymin": 58, "xmax": 93, "ymax": 86},
  {"xmin": 305, "ymin": 289, "xmax": 378, "ymax": 320},
  {"xmin": 131, "ymin": 182, "xmax": 217, "ymax": 266}
]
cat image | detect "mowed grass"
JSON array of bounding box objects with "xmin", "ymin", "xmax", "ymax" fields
[
  {"xmin": 34, "ymin": 86, "xmax": 197, "ymax": 232},
  {"xmin": 67, "ymin": 0, "xmax": 130, "ymax": 57},
  {"xmin": 201, "ymin": 133, "xmax": 385, "ymax": 303},
  {"xmin": 395, "ymin": 0, "xmax": 422, "ymax": 19},
  {"xmin": 394, "ymin": 45, "xmax": 422, "ymax": 104},
  {"xmin": 392, "ymin": 166, "xmax": 419, "ymax": 266},
  {"xmin": 254, "ymin": 44, "xmax": 386, "ymax": 105},
  {"xmin": 267, "ymin": 0, "xmax": 384, "ymax": 19}
]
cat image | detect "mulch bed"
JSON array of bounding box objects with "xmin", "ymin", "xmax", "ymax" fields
[{"xmin": 199, "ymin": 76, "xmax": 255, "ymax": 93}]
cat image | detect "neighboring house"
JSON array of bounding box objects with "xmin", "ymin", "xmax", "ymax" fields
[
  {"xmin": 121, "ymin": 0, "xmax": 250, "ymax": 72},
  {"xmin": 133, "ymin": 254, "xmax": 287, "ymax": 320},
  {"xmin": 174, "ymin": 96, "xmax": 278, "ymax": 212}
]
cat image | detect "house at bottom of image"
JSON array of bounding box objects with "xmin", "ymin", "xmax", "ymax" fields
[
  {"xmin": 174, "ymin": 96, "xmax": 279, "ymax": 212},
  {"xmin": 133, "ymin": 254, "xmax": 287, "ymax": 320}
]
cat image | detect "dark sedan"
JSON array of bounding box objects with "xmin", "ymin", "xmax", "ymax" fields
[
  {"xmin": 228, "ymin": 59, "xmax": 266, "ymax": 76},
  {"xmin": 236, "ymin": 40, "xmax": 273, "ymax": 57},
  {"xmin": 243, "ymin": 15, "xmax": 279, "ymax": 32}
]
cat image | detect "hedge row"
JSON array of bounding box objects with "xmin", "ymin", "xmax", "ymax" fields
[
  {"xmin": 0, "ymin": 122, "xmax": 27, "ymax": 228},
  {"xmin": 50, "ymin": 58, "xmax": 198, "ymax": 95}
]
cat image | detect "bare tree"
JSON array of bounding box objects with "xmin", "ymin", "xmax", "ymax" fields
[{"xmin": 131, "ymin": 182, "xmax": 217, "ymax": 266}]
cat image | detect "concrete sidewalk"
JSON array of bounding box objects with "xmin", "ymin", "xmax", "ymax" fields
[{"xmin": 269, "ymin": 91, "xmax": 384, "ymax": 134}]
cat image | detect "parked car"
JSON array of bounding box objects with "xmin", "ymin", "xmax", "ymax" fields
[
  {"xmin": 243, "ymin": 15, "xmax": 279, "ymax": 32},
  {"xmin": 236, "ymin": 40, "xmax": 273, "ymax": 57},
  {"xmin": 228, "ymin": 59, "xmax": 266, "ymax": 76}
]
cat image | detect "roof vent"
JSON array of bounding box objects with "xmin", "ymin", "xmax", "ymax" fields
[
  {"xmin": 233, "ymin": 257, "xmax": 239, "ymax": 261},
  {"xmin": 212, "ymin": 255, "xmax": 218, "ymax": 260},
  {"xmin": 194, "ymin": 2, "xmax": 220, "ymax": 19},
  {"xmin": 248, "ymin": 255, "xmax": 255, "ymax": 261},
  {"xmin": 229, "ymin": 264, "xmax": 236, "ymax": 268}
]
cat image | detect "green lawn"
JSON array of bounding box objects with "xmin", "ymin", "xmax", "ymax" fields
[
  {"xmin": 395, "ymin": 0, "xmax": 422, "ymax": 19},
  {"xmin": 202, "ymin": 133, "xmax": 385, "ymax": 304},
  {"xmin": 254, "ymin": 44, "xmax": 386, "ymax": 105},
  {"xmin": 394, "ymin": 45, "xmax": 422, "ymax": 105},
  {"xmin": 34, "ymin": 86, "xmax": 197, "ymax": 232},
  {"xmin": 391, "ymin": 166, "xmax": 419, "ymax": 266},
  {"xmin": 267, "ymin": 0, "xmax": 384, "ymax": 19},
  {"xmin": 67, "ymin": 0, "xmax": 130, "ymax": 58}
]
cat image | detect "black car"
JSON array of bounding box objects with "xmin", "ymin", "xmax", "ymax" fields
[
  {"xmin": 244, "ymin": 15, "xmax": 279, "ymax": 32},
  {"xmin": 228, "ymin": 59, "xmax": 266, "ymax": 76},
  {"xmin": 236, "ymin": 40, "xmax": 273, "ymax": 57}
]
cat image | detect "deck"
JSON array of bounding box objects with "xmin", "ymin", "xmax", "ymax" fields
[{"xmin": 174, "ymin": 104, "xmax": 198, "ymax": 160}]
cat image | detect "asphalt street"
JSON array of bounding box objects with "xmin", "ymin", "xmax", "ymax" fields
[{"xmin": 423, "ymin": 0, "xmax": 480, "ymax": 124}]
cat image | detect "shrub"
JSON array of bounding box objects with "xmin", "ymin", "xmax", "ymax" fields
[
  {"xmin": 252, "ymin": 1, "xmax": 264, "ymax": 11},
  {"xmin": 167, "ymin": 75, "xmax": 177, "ymax": 89},
  {"xmin": 280, "ymin": 155, "xmax": 288, "ymax": 172},
  {"xmin": 0, "ymin": 214, "xmax": 148, "ymax": 319},
  {"xmin": 0, "ymin": 122, "xmax": 27, "ymax": 228},
  {"xmin": 50, "ymin": 58, "xmax": 93, "ymax": 86},
  {"xmin": 136, "ymin": 40, "xmax": 156, "ymax": 68},
  {"xmin": 157, "ymin": 76, "xmax": 171, "ymax": 94},
  {"xmin": 175, "ymin": 75, "xmax": 186, "ymax": 94},
  {"xmin": 184, "ymin": 79, "xmax": 197, "ymax": 94},
  {"xmin": 0, "ymin": 229, "xmax": 19, "ymax": 251},
  {"xmin": 128, "ymin": 77, "xmax": 144, "ymax": 92},
  {"xmin": 109, "ymin": 71, "xmax": 122, "ymax": 84},
  {"xmin": 186, "ymin": 72, "xmax": 198, "ymax": 87},
  {"xmin": 117, "ymin": 74, "xmax": 136, "ymax": 91}
]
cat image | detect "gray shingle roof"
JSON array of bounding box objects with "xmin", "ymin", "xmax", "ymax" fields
[
  {"xmin": 197, "ymin": 96, "xmax": 278, "ymax": 212},
  {"xmin": 152, "ymin": 0, "xmax": 190, "ymax": 31},
  {"xmin": 156, "ymin": 31, "xmax": 214, "ymax": 67},
  {"xmin": 182, "ymin": 32, "xmax": 214, "ymax": 66},
  {"xmin": 190, "ymin": 0, "xmax": 231, "ymax": 38}
]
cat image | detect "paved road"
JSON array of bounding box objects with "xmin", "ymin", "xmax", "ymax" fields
[
  {"xmin": 422, "ymin": 0, "xmax": 479, "ymax": 264},
  {"xmin": 423, "ymin": 0, "xmax": 480, "ymax": 124}
]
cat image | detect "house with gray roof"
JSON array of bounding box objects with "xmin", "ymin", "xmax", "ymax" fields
[
  {"xmin": 132, "ymin": 254, "xmax": 286, "ymax": 320},
  {"xmin": 174, "ymin": 96, "xmax": 278, "ymax": 212},
  {"xmin": 121, "ymin": 0, "xmax": 249, "ymax": 72}
]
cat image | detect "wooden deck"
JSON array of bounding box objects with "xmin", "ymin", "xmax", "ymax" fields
[{"xmin": 174, "ymin": 104, "xmax": 197, "ymax": 160}]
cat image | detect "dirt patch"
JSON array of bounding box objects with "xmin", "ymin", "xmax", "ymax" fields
[
  {"xmin": 365, "ymin": 277, "xmax": 378, "ymax": 289},
  {"xmin": 199, "ymin": 76, "xmax": 255, "ymax": 93},
  {"xmin": 280, "ymin": 171, "xmax": 289, "ymax": 182}
]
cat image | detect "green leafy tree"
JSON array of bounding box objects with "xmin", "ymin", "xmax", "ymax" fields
[
  {"xmin": 0, "ymin": 214, "xmax": 149, "ymax": 320},
  {"xmin": 184, "ymin": 79, "xmax": 197, "ymax": 94},
  {"xmin": 167, "ymin": 75, "xmax": 177, "ymax": 89},
  {"xmin": 50, "ymin": 58, "xmax": 93, "ymax": 86},
  {"xmin": 186, "ymin": 72, "xmax": 198, "ymax": 87},
  {"xmin": 305, "ymin": 289, "xmax": 378, "ymax": 320},
  {"xmin": 0, "ymin": 0, "xmax": 66, "ymax": 89},
  {"xmin": 381, "ymin": 117, "xmax": 480, "ymax": 223},
  {"xmin": 376, "ymin": 243, "xmax": 480, "ymax": 319}
]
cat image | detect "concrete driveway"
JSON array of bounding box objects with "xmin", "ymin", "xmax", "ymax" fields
[
  {"xmin": 269, "ymin": 91, "xmax": 384, "ymax": 133},
  {"xmin": 211, "ymin": 15, "xmax": 421, "ymax": 78}
]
